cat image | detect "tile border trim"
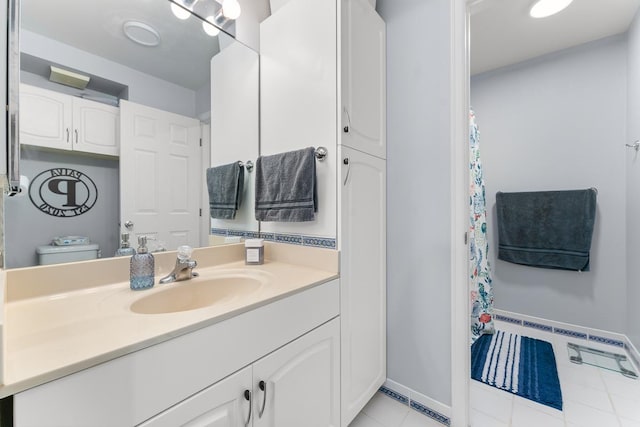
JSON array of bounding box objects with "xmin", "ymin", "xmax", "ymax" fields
[
  {"xmin": 493, "ymin": 309, "xmax": 628, "ymax": 349},
  {"xmin": 378, "ymin": 385, "xmax": 409, "ymax": 405},
  {"xmin": 378, "ymin": 386, "xmax": 450, "ymax": 426},
  {"xmin": 210, "ymin": 229, "xmax": 336, "ymax": 249}
]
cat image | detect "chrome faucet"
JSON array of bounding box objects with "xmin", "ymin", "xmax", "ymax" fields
[{"xmin": 159, "ymin": 245, "xmax": 199, "ymax": 284}]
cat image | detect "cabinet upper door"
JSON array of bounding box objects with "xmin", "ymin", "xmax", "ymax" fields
[
  {"xmin": 252, "ymin": 319, "xmax": 340, "ymax": 427},
  {"xmin": 138, "ymin": 366, "xmax": 252, "ymax": 427},
  {"xmin": 20, "ymin": 83, "xmax": 73, "ymax": 150},
  {"xmin": 73, "ymin": 97, "xmax": 119, "ymax": 156},
  {"xmin": 341, "ymin": 0, "xmax": 386, "ymax": 159}
]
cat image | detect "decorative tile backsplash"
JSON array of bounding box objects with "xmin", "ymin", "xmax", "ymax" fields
[{"xmin": 210, "ymin": 228, "xmax": 336, "ymax": 249}]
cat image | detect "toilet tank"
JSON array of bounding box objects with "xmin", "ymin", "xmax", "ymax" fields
[{"xmin": 36, "ymin": 243, "xmax": 100, "ymax": 265}]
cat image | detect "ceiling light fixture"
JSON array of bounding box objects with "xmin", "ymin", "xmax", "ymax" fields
[
  {"xmin": 170, "ymin": 0, "xmax": 198, "ymax": 20},
  {"xmin": 202, "ymin": 17, "xmax": 220, "ymax": 37},
  {"xmin": 200, "ymin": 0, "xmax": 241, "ymax": 36},
  {"xmin": 529, "ymin": 0, "xmax": 574, "ymax": 18},
  {"xmin": 221, "ymin": 0, "xmax": 241, "ymax": 20}
]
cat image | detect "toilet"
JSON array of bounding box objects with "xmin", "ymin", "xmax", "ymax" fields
[{"xmin": 36, "ymin": 243, "xmax": 100, "ymax": 265}]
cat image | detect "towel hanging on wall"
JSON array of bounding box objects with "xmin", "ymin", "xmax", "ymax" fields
[
  {"xmin": 496, "ymin": 188, "xmax": 597, "ymax": 271},
  {"xmin": 254, "ymin": 147, "xmax": 317, "ymax": 222},
  {"xmin": 206, "ymin": 161, "xmax": 244, "ymax": 220}
]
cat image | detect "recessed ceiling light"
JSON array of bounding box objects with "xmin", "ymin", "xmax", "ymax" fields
[
  {"xmin": 123, "ymin": 21, "xmax": 161, "ymax": 47},
  {"xmin": 530, "ymin": 0, "xmax": 574, "ymax": 18}
]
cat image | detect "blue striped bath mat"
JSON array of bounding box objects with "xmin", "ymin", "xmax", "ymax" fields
[{"xmin": 471, "ymin": 330, "xmax": 563, "ymax": 410}]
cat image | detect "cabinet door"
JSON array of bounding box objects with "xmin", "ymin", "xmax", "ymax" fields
[
  {"xmin": 20, "ymin": 83, "xmax": 72, "ymax": 150},
  {"xmin": 252, "ymin": 319, "xmax": 340, "ymax": 427},
  {"xmin": 340, "ymin": 0, "xmax": 386, "ymax": 159},
  {"xmin": 73, "ymin": 97, "xmax": 120, "ymax": 156},
  {"xmin": 339, "ymin": 146, "xmax": 386, "ymax": 426},
  {"xmin": 341, "ymin": 0, "xmax": 387, "ymax": 159},
  {"xmin": 138, "ymin": 366, "xmax": 253, "ymax": 427}
]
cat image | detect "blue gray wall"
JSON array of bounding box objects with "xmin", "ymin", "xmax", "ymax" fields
[
  {"xmin": 627, "ymin": 13, "xmax": 640, "ymax": 351},
  {"xmin": 21, "ymin": 30, "xmax": 198, "ymax": 118},
  {"xmin": 471, "ymin": 36, "xmax": 628, "ymax": 333},
  {"xmin": 5, "ymin": 147, "xmax": 119, "ymax": 268},
  {"xmin": 378, "ymin": 0, "xmax": 452, "ymax": 407}
]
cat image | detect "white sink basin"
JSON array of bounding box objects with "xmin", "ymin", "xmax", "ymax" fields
[{"xmin": 130, "ymin": 272, "xmax": 267, "ymax": 315}]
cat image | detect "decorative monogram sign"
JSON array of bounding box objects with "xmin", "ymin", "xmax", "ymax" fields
[{"xmin": 29, "ymin": 168, "xmax": 98, "ymax": 217}]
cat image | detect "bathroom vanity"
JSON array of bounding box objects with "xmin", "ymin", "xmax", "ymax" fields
[{"xmin": 2, "ymin": 243, "xmax": 340, "ymax": 426}]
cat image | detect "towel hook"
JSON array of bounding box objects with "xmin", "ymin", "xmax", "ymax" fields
[
  {"xmin": 626, "ymin": 140, "xmax": 640, "ymax": 151},
  {"xmin": 315, "ymin": 147, "xmax": 328, "ymax": 161}
]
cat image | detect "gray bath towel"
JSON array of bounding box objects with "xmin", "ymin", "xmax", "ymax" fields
[
  {"xmin": 207, "ymin": 162, "xmax": 244, "ymax": 219},
  {"xmin": 496, "ymin": 189, "xmax": 597, "ymax": 271},
  {"xmin": 255, "ymin": 147, "xmax": 317, "ymax": 222}
]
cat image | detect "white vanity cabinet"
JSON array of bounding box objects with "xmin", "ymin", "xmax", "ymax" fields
[
  {"xmin": 142, "ymin": 319, "xmax": 340, "ymax": 427},
  {"xmin": 13, "ymin": 279, "xmax": 340, "ymax": 427},
  {"xmin": 139, "ymin": 366, "xmax": 253, "ymax": 427},
  {"xmin": 252, "ymin": 318, "xmax": 340, "ymax": 427},
  {"xmin": 20, "ymin": 83, "xmax": 119, "ymax": 156}
]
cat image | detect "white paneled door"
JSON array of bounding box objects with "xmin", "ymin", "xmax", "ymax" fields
[{"xmin": 120, "ymin": 100, "xmax": 201, "ymax": 251}]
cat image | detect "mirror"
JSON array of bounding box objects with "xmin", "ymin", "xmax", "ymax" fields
[{"xmin": 4, "ymin": 0, "xmax": 269, "ymax": 268}]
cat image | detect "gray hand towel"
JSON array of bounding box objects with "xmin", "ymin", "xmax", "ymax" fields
[
  {"xmin": 207, "ymin": 162, "xmax": 244, "ymax": 220},
  {"xmin": 496, "ymin": 189, "xmax": 597, "ymax": 271},
  {"xmin": 255, "ymin": 147, "xmax": 317, "ymax": 222}
]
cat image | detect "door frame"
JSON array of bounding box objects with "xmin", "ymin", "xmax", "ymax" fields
[{"xmin": 450, "ymin": 0, "xmax": 470, "ymax": 425}]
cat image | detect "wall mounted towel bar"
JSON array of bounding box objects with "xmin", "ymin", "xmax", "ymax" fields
[
  {"xmin": 238, "ymin": 160, "xmax": 254, "ymax": 172},
  {"xmin": 626, "ymin": 140, "xmax": 640, "ymax": 151},
  {"xmin": 315, "ymin": 147, "xmax": 328, "ymax": 161}
]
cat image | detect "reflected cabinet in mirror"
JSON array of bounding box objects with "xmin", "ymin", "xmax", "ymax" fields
[{"xmin": 5, "ymin": 0, "xmax": 267, "ymax": 268}]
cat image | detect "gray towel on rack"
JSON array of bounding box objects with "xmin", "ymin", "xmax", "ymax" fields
[
  {"xmin": 206, "ymin": 162, "xmax": 244, "ymax": 220},
  {"xmin": 496, "ymin": 189, "xmax": 597, "ymax": 271},
  {"xmin": 255, "ymin": 147, "xmax": 317, "ymax": 222}
]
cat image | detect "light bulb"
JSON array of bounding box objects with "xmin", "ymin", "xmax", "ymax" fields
[
  {"xmin": 202, "ymin": 17, "xmax": 220, "ymax": 37},
  {"xmin": 222, "ymin": 0, "xmax": 241, "ymax": 20},
  {"xmin": 529, "ymin": 0, "xmax": 573, "ymax": 18},
  {"xmin": 171, "ymin": 2, "xmax": 192, "ymax": 20}
]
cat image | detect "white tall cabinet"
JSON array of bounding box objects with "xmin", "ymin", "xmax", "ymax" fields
[{"xmin": 261, "ymin": 1, "xmax": 386, "ymax": 425}]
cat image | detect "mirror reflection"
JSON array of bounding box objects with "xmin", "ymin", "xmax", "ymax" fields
[{"xmin": 5, "ymin": 0, "xmax": 264, "ymax": 268}]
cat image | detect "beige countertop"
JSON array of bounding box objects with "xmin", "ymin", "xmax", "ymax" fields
[{"xmin": 1, "ymin": 242, "xmax": 339, "ymax": 397}]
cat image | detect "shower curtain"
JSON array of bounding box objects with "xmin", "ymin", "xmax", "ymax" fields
[{"xmin": 469, "ymin": 109, "xmax": 495, "ymax": 342}]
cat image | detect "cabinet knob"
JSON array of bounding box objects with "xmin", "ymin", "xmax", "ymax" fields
[{"xmin": 124, "ymin": 220, "xmax": 134, "ymax": 230}]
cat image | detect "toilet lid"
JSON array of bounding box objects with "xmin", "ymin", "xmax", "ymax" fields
[{"xmin": 36, "ymin": 243, "xmax": 100, "ymax": 255}]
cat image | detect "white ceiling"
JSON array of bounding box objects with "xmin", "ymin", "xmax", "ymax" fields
[
  {"xmin": 470, "ymin": 0, "xmax": 640, "ymax": 76},
  {"xmin": 20, "ymin": 0, "xmax": 260, "ymax": 90}
]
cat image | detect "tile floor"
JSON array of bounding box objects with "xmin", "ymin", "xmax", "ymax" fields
[{"xmin": 350, "ymin": 319, "xmax": 640, "ymax": 427}]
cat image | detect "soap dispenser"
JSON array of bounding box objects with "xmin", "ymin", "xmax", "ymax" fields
[
  {"xmin": 130, "ymin": 236, "xmax": 155, "ymax": 290},
  {"xmin": 115, "ymin": 233, "xmax": 136, "ymax": 257}
]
